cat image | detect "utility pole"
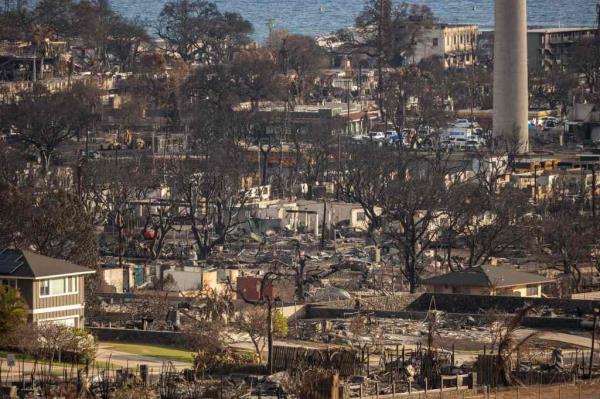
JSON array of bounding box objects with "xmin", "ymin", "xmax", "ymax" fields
[
  {"xmin": 32, "ymin": 50, "xmax": 37, "ymax": 82},
  {"xmin": 346, "ymin": 78, "xmax": 351, "ymax": 135},
  {"xmin": 336, "ymin": 78, "xmax": 351, "ymax": 200},
  {"xmin": 85, "ymin": 130, "xmax": 89, "ymax": 156},
  {"xmin": 592, "ymin": 164, "xmax": 597, "ymax": 230},
  {"xmin": 358, "ymin": 61, "xmax": 363, "ymax": 111},
  {"xmin": 589, "ymin": 309, "xmax": 598, "ymax": 378},
  {"xmin": 280, "ymin": 38, "xmax": 290, "ymax": 198},
  {"xmin": 470, "ymin": 34, "xmax": 477, "ymax": 122},
  {"xmin": 321, "ymin": 200, "xmax": 327, "ymax": 249},
  {"xmin": 267, "ymin": 298, "xmax": 274, "ymax": 374},
  {"xmin": 534, "ymin": 164, "xmax": 538, "ymax": 204}
]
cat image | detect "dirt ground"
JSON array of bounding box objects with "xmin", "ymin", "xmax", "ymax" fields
[
  {"xmin": 364, "ymin": 381, "xmax": 600, "ymax": 399},
  {"xmin": 471, "ymin": 381, "xmax": 600, "ymax": 399}
]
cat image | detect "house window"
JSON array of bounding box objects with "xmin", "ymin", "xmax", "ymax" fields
[
  {"xmin": 526, "ymin": 285, "xmax": 539, "ymax": 296},
  {"xmin": 50, "ymin": 278, "xmax": 65, "ymax": 294},
  {"xmin": 40, "ymin": 280, "xmax": 50, "ymax": 296},
  {"xmin": 1, "ymin": 279, "xmax": 17, "ymax": 289},
  {"xmin": 40, "ymin": 277, "xmax": 79, "ymax": 297},
  {"xmin": 432, "ymin": 38, "xmax": 439, "ymax": 47},
  {"xmin": 66, "ymin": 276, "xmax": 79, "ymax": 293},
  {"xmin": 356, "ymin": 211, "xmax": 366, "ymax": 222},
  {"xmin": 39, "ymin": 316, "xmax": 79, "ymax": 328}
]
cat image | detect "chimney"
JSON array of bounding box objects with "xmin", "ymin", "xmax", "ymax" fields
[{"xmin": 493, "ymin": 0, "xmax": 529, "ymax": 153}]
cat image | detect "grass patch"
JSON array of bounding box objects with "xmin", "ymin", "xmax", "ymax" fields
[
  {"xmin": 0, "ymin": 352, "xmax": 107, "ymax": 375},
  {"xmin": 99, "ymin": 342, "xmax": 194, "ymax": 364}
]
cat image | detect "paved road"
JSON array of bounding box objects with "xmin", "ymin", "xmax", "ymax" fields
[{"xmin": 535, "ymin": 331, "xmax": 593, "ymax": 348}]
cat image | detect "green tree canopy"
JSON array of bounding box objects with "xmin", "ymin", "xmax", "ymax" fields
[{"xmin": 0, "ymin": 286, "xmax": 27, "ymax": 345}]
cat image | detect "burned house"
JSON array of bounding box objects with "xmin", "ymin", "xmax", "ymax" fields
[{"xmin": 0, "ymin": 40, "xmax": 67, "ymax": 82}]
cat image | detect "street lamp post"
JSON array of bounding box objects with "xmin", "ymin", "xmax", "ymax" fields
[{"xmin": 267, "ymin": 297, "xmax": 274, "ymax": 374}]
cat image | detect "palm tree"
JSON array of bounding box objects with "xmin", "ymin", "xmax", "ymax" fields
[
  {"xmin": 491, "ymin": 305, "xmax": 537, "ymax": 386},
  {"xmin": 0, "ymin": 286, "xmax": 27, "ymax": 344},
  {"xmin": 197, "ymin": 289, "xmax": 234, "ymax": 324}
]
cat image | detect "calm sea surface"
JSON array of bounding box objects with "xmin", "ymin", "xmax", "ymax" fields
[{"xmin": 111, "ymin": 0, "xmax": 598, "ymax": 40}]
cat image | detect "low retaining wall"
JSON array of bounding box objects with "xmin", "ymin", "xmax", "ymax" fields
[
  {"xmin": 520, "ymin": 316, "xmax": 583, "ymax": 330},
  {"xmin": 88, "ymin": 327, "xmax": 186, "ymax": 347},
  {"xmin": 278, "ymin": 304, "xmax": 307, "ymax": 320}
]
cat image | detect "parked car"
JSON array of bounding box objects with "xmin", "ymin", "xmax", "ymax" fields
[
  {"xmin": 465, "ymin": 139, "xmax": 482, "ymax": 151},
  {"xmin": 386, "ymin": 132, "xmax": 402, "ymax": 144},
  {"xmin": 542, "ymin": 117, "xmax": 561, "ymax": 130},
  {"xmin": 440, "ymin": 139, "xmax": 454, "ymax": 149},
  {"xmin": 368, "ymin": 131, "xmax": 386, "ymax": 141},
  {"xmin": 453, "ymin": 138, "xmax": 467, "ymax": 150},
  {"xmin": 453, "ymin": 119, "xmax": 480, "ymax": 129},
  {"xmin": 352, "ymin": 134, "xmax": 369, "ymax": 143}
]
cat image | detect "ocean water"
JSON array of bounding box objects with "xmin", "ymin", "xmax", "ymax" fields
[{"xmin": 112, "ymin": 0, "xmax": 598, "ymax": 41}]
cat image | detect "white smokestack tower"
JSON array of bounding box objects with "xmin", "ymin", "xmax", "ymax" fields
[{"xmin": 493, "ymin": 0, "xmax": 529, "ymax": 153}]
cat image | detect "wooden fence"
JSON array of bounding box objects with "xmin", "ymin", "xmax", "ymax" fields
[{"xmin": 272, "ymin": 345, "xmax": 360, "ymax": 377}]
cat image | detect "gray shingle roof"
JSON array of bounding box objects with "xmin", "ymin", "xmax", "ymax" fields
[
  {"xmin": 0, "ymin": 249, "xmax": 95, "ymax": 279},
  {"xmin": 423, "ymin": 265, "xmax": 554, "ymax": 288}
]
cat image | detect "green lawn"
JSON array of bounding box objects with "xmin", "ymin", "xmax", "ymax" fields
[
  {"xmin": 0, "ymin": 352, "xmax": 104, "ymax": 376},
  {"xmin": 99, "ymin": 342, "xmax": 194, "ymax": 363}
]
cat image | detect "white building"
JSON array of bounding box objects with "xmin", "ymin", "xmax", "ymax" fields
[
  {"xmin": 409, "ymin": 24, "xmax": 480, "ymax": 67},
  {"xmin": 247, "ymin": 199, "xmax": 380, "ymax": 234}
]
